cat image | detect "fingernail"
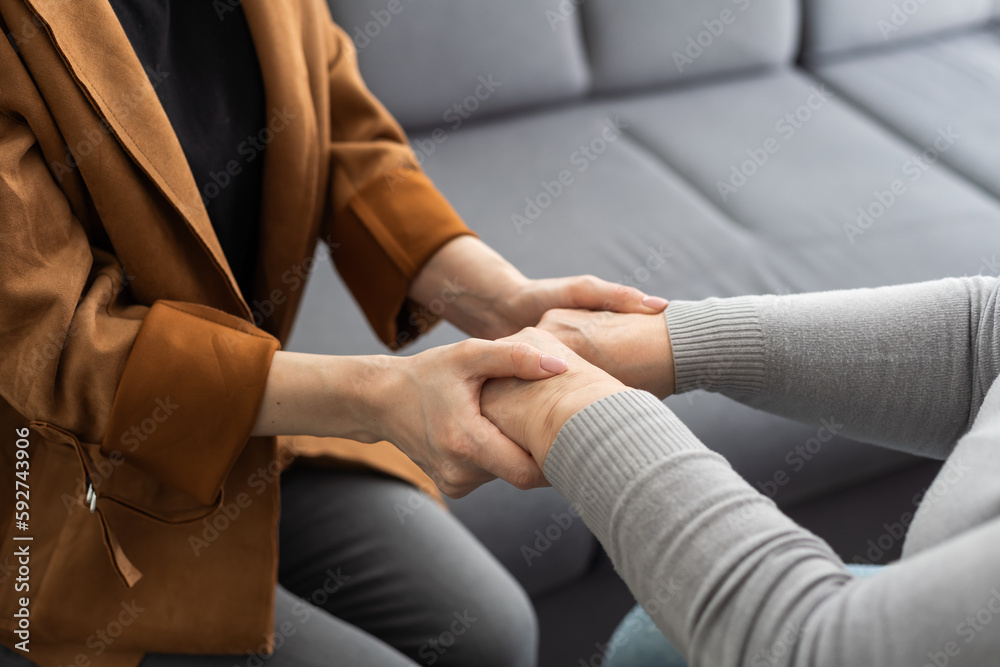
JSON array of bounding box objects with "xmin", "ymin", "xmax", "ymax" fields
[
  {"xmin": 540, "ymin": 354, "xmax": 569, "ymax": 374},
  {"xmin": 642, "ymin": 296, "xmax": 669, "ymax": 311}
]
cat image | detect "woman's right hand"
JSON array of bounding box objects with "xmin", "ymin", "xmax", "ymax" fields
[
  {"xmin": 254, "ymin": 340, "xmax": 570, "ymax": 498},
  {"xmin": 372, "ymin": 339, "xmax": 571, "ymax": 497}
]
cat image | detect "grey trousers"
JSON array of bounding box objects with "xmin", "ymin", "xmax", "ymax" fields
[{"xmin": 3, "ymin": 466, "xmax": 538, "ymax": 667}]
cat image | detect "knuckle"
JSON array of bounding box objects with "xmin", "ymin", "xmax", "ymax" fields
[
  {"xmin": 527, "ymin": 326, "xmax": 557, "ymax": 347},
  {"xmin": 469, "ymin": 420, "xmax": 494, "ymax": 446},
  {"xmin": 603, "ymin": 284, "xmax": 632, "ymax": 310},
  {"xmin": 511, "ymin": 469, "xmax": 539, "ymax": 491},
  {"xmin": 534, "ymin": 327, "xmax": 557, "ymax": 341},
  {"xmin": 445, "ymin": 438, "xmax": 475, "ymax": 464},
  {"xmin": 508, "ymin": 341, "xmax": 534, "ymax": 366},
  {"xmin": 430, "ymin": 472, "xmax": 453, "ymax": 495},
  {"xmin": 453, "ymin": 338, "xmax": 477, "ymax": 358},
  {"xmin": 437, "ymin": 474, "xmax": 468, "ymax": 499},
  {"xmin": 538, "ymin": 310, "xmax": 569, "ymax": 331},
  {"xmin": 438, "ymin": 465, "xmax": 464, "ymax": 490},
  {"xmin": 439, "ymin": 482, "xmax": 462, "ymax": 499}
]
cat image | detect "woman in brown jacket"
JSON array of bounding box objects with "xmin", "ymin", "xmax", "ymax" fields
[{"xmin": 0, "ymin": 1, "xmax": 668, "ymax": 666}]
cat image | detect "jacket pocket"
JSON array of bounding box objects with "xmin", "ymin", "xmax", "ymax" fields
[{"xmin": 0, "ymin": 424, "xmax": 91, "ymax": 639}]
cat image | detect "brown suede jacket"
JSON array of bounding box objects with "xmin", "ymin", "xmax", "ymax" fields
[{"xmin": 0, "ymin": 1, "xmax": 472, "ymax": 665}]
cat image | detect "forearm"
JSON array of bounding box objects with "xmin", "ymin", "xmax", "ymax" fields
[
  {"xmin": 667, "ymin": 277, "xmax": 1000, "ymax": 457},
  {"xmin": 545, "ymin": 391, "xmax": 849, "ymax": 664},
  {"xmin": 251, "ymin": 350, "xmax": 388, "ymax": 441},
  {"xmin": 408, "ymin": 235, "xmax": 527, "ymax": 339},
  {"xmin": 545, "ymin": 390, "xmax": 1000, "ymax": 666}
]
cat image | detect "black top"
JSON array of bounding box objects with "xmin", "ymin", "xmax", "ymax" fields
[{"xmin": 107, "ymin": 0, "xmax": 266, "ymax": 301}]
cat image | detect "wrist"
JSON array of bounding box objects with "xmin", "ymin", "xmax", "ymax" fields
[
  {"xmin": 539, "ymin": 378, "xmax": 628, "ymax": 464},
  {"xmin": 410, "ymin": 235, "xmax": 529, "ymax": 339},
  {"xmin": 253, "ymin": 351, "xmax": 397, "ymax": 441},
  {"xmin": 648, "ymin": 314, "xmax": 675, "ymax": 398},
  {"xmin": 489, "ymin": 271, "xmax": 532, "ymax": 328},
  {"xmin": 332, "ymin": 353, "xmax": 399, "ymax": 443},
  {"xmin": 448, "ymin": 263, "xmax": 528, "ymax": 339}
]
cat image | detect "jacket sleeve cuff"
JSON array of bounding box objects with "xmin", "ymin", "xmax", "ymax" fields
[
  {"xmin": 330, "ymin": 169, "xmax": 475, "ymax": 350},
  {"xmin": 100, "ymin": 300, "xmax": 280, "ymax": 506}
]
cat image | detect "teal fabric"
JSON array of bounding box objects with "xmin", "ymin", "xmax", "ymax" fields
[{"xmin": 605, "ymin": 565, "xmax": 884, "ymax": 666}]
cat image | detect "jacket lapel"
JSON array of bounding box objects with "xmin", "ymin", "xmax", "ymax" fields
[
  {"xmin": 23, "ymin": 0, "xmax": 323, "ymax": 338},
  {"xmin": 23, "ymin": 0, "xmax": 251, "ymax": 317}
]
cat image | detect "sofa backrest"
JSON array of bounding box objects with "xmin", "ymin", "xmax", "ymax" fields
[
  {"xmin": 802, "ymin": 0, "xmax": 996, "ymax": 60},
  {"xmin": 325, "ymin": 0, "xmax": 591, "ymax": 130},
  {"xmin": 580, "ymin": 0, "xmax": 799, "ymax": 94},
  {"xmin": 325, "ymin": 0, "xmax": 799, "ymax": 130}
]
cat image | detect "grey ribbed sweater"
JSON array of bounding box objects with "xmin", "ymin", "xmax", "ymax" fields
[{"xmin": 544, "ymin": 277, "xmax": 1000, "ymax": 666}]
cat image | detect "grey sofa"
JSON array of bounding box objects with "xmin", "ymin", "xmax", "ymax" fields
[{"xmin": 289, "ymin": 1, "xmax": 1000, "ymax": 663}]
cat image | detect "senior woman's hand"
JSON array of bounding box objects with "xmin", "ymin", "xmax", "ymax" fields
[
  {"xmin": 537, "ymin": 308, "xmax": 675, "ymax": 399},
  {"xmin": 481, "ymin": 328, "xmax": 628, "ymax": 468}
]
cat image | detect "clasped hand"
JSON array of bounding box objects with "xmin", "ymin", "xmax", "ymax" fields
[
  {"xmin": 365, "ymin": 338, "xmax": 571, "ymax": 498},
  {"xmin": 255, "ymin": 234, "xmax": 673, "ymax": 499},
  {"xmin": 481, "ymin": 309, "xmax": 674, "ymax": 471},
  {"xmin": 379, "ymin": 309, "xmax": 673, "ymax": 498}
]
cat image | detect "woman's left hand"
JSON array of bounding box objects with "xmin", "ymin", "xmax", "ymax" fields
[
  {"xmin": 496, "ymin": 274, "xmax": 669, "ymax": 337},
  {"xmin": 409, "ymin": 236, "xmax": 668, "ymax": 340}
]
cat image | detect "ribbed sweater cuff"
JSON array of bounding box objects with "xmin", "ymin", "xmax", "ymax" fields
[
  {"xmin": 543, "ymin": 390, "xmax": 706, "ymax": 543},
  {"xmin": 665, "ymin": 298, "xmax": 766, "ymax": 396}
]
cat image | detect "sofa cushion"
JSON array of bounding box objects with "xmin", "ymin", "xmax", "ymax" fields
[
  {"xmin": 581, "ymin": 0, "xmax": 799, "ymax": 94},
  {"xmin": 325, "ymin": 0, "xmax": 590, "ymax": 130},
  {"xmin": 801, "ymin": 0, "xmax": 995, "ymax": 60},
  {"xmin": 597, "ymin": 69, "xmax": 1000, "ymax": 250},
  {"xmin": 813, "ymin": 29, "xmax": 1000, "ymax": 200},
  {"xmin": 287, "ymin": 76, "xmax": 1000, "ymax": 509}
]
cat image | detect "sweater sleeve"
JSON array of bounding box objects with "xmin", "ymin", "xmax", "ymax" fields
[
  {"xmin": 544, "ymin": 390, "xmax": 1000, "ymax": 667},
  {"xmin": 665, "ymin": 277, "xmax": 1000, "ymax": 459}
]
